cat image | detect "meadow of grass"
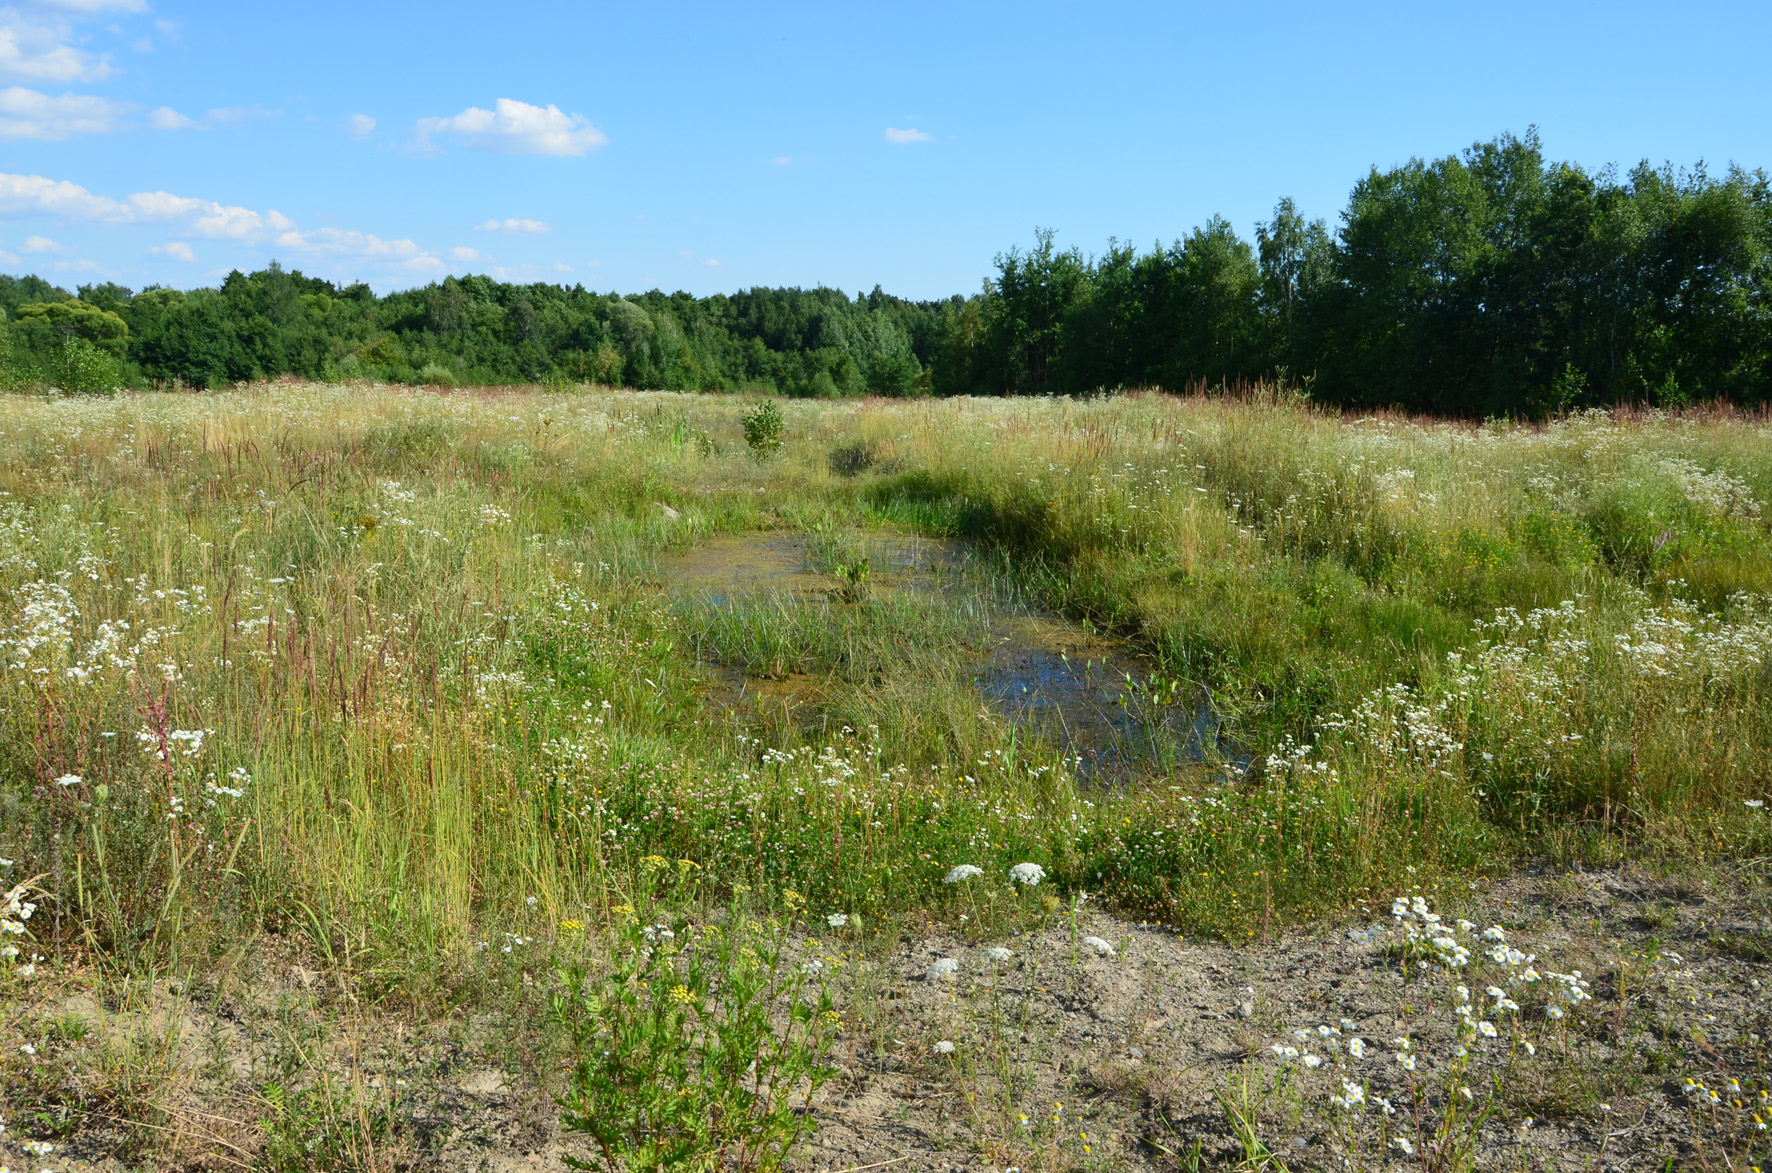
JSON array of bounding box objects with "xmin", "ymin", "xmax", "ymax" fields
[
  {"xmin": 2, "ymin": 383, "xmax": 1772, "ymax": 1165},
  {"xmin": 2, "ymin": 384, "xmax": 1771, "ymax": 967}
]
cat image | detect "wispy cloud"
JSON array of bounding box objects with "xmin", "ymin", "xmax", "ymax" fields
[
  {"xmin": 149, "ymin": 240, "xmax": 195, "ymax": 261},
  {"xmin": 342, "ymin": 112, "xmax": 374, "ymax": 137},
  {"xmin": 0, "ymin": 170, "xmax": 444, "ymax": 276},
  {"xmin": 21, "ymin": 233, "xmax": 62, "ymax": 253},
  {"xmin": 416, "ymin": 98, "xmax": 606, "ymax": 157},
  {"xmin": 702, "ymin": 258, "xmax": 721, "ymax": 267},
  {"xmin": 275, "ymin": 227, "xmax": 443, "ymax": 273},
  {"xmin": 449, "ymin": 245, "xmax": 483, "ymax": 261},
  {"xmin": 771, "ymin": 156, "xmax": 791, "ymax": 165},
  {"xmin": 148, "ymin": 105, "xmax": 195, "ymax": 130},
  {"xmin": 0, "ymin": 85, "xmax": 127, "ymax": 139},
  {"xmin": 0, "ymin": 9, "xmax": 115, "ymax": 84},
  {"xmin": 0, "ymin": 173, "xmax": 297, "ymax": 239},
  {"xmin": 207, "ymin": 105, "xmax": 280, "ymax": 124},
  {"xmin": 38, "ymin": 1, "xmax": 149, "ymax": 14},
  {"xmin": 475, "ymin": 217, "xmax": 551, "ymax": 234},
  {"xmin": 884, "ymin": 126, "xmax": 933, "ymax": 143}
]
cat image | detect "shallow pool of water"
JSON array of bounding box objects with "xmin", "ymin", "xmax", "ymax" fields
[{"xmin": 665, "ymin": 530, "xmax": 1229, "ymax": 778}]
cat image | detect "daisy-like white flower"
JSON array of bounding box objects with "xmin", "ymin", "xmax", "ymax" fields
[
  {"xmin": 1396, "ymin": 1052, "xmax": 1416, "ymax": 1071},
  {"xmin": 1477, "ymin": 1021, "xmax": 1499, "ymax": 1038},
  {"xmin": 1347, "ymin": 1038, "xmax": 1367, "ymax": 1058},
  {"xmin": 1393, "ymin": 1136, "xmax": 1415, "ymax": 1155},
  {"xmin": 1483, "ymin": 926, "xmax": 1507, "ymax": 942},
  {"xmin": 1303, "ymin": 1053, "xmax": 1323, "ymax": 1069}
]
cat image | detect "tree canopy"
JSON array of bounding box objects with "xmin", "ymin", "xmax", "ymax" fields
[{"xmin": 5, "ymin": 131, "xmax": 1770, "ymax": 414}]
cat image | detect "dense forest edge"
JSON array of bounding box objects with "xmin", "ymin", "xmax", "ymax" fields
[{"xmin": 3, "ymin": 129, "xmax": 1771, "ymax": 416}]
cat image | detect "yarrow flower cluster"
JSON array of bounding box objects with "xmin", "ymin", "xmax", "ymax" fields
[
  {"xmin": 1264, "ymin": 896, "xmax": 1573, "ymax": 1164},
  {"xmin": 1391, "ymin": 895, "xmax": 1471, "ymax": 967},
  {"xmin": 1, "ymin": 881, "xmax": 39, "ymax": 977}
]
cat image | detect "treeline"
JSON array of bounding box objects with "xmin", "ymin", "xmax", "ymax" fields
[{"xmin": 4, "ymin": 130, "xmax": 1771, "ymax": 415}]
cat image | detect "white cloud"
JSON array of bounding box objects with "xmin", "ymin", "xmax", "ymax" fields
[
  {"xmin": 417, "ymin": 98, "xmax": 606, "ymax": 157},
  {"xmin": 0, "ymin": 10, "xmax": 114, "ymax": 84},
  {"xmin": 51, "ymin": 257, "xmax": 99, "ymax": 272},
  {"xmin": 148, "ymin": 105, "xmax": 195, "ymax": 130},
  {"xmin": 0, "ymin": 85, "xmax": 127, "ymax": 139},
  {"xmin": 0, "ymin": 172, "xmax": 294, "ymax": 241},
  {"xmin": 342, "ymin": 112, "xmax": 374, "ymax": 137},
  {"xmin": 36, "ymin": 1, "xmax": 149, "ymax": 13},
  {"xmin": 884, "ymin": 126, "xmax": 933, "ymax": 143},
  {"xmin": 449, "ymin": 245, "xmax": 482, "ymax": 261},
  {"xmin": 125, "ymin": 191, "xmax": 293, "ymax": 239},
  {"xmin": 553, "ymin": 262, "xmax": 571, "ymax": 272},
  {"xmin": 277, "ymin": 227, "xmax": 444, "ymax": 273},
  {"xmin": 771, "ymin": 156, "xmax": 791, "ymax": 165},
  {"xmin": 129, "ymin": 35, "xmax": 151, "ymax": 52},
  {"xmin": 207, "ymin": 105, "xmax": 280, "ymax": 124},
  {"xmin": 21, "ymin": 233, "xmax": 62, "ymax": 253},
  {"xmin": 701, "ymin": 258, "xmax": 721, "ymax": 267},
  {"xmin": 1, "ymin": 170, "xmax": 452, "ymax": 276},
  {"xmin": 0, "ymin": 171, "xmax": 122, "ymax": 218},
  {"xmin": 0, "ymin": 248, "xmax": 18, "ymax": 264},
  {"xmin": 475, "ymin": 217, "xmax": 551, "ymax": 234}
]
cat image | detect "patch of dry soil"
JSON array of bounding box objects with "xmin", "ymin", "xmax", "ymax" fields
[{"xmin": 12, "ymin": 865, "xmax": 1770, "ymax": 1171}]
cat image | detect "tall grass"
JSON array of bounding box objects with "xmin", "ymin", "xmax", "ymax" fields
[{"xmin": 2, "ymin": 385, "xmax": 1770, "ymax": 989}]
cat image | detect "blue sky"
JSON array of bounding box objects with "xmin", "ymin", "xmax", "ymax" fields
[{"xmin": 2, "ymin": 0, "xmax": 1770, "ymax": 299}]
